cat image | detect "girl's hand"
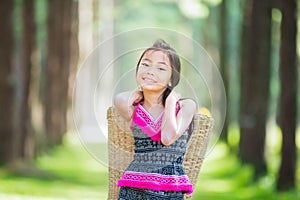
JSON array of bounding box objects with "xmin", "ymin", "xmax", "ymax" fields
[
  {"xmin": 166, "ymin": 91, "xmax": 180, "ymax": 104},
  {"xmin": 130, "ymin": 90, "xmax": 143, "ymax": 105}
]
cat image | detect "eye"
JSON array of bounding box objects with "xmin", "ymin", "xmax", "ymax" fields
[
  {"xmin": 158, "ymin": 67, "xmax": 166, "ymax": 71},
  {"xmin": 141, "ymin": 63, "xmax": 149, "ymax": 67}
]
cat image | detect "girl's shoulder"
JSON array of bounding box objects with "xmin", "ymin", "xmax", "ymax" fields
[{"xmin": 114, "ymin": 91, "xmax": 136, "ymax": 121}]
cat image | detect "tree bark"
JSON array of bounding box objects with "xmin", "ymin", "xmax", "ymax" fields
[
  {"xmin": 68, "ymin": 0, "xmax": 79, "ymax": 131},
  {"xmin": 277, "ymin": 0, "xmax": 297, "ymax": 191},
  {"xmin": 239, "ymin": 0, "xmax": 272, "ymax": 177},
  {"xmin": 219, "ymin": 0, "xmax": 229, "ymax": 142},
  {"xmin": 45, "ymin": 0, "xmax": 78, "ymax": 145},
  {"xmin": 17, "ymin": 0, "xmax": 36, "ymax": 160},
  {"xmin": 0, "ymin": 0, "xmax": 15, "ymax": 164}
]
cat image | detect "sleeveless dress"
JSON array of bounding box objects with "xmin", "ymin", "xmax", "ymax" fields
[{"xmin": 117, "ymin": 102, "xmax": 193, "ymax": 200}]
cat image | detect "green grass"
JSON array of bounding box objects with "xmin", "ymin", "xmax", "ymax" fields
[
  {"xmin": 0, "ymin": 133, "xmax": 108, "ymax": 200},
  {"xmin": 0, "ymin": 132, "xmax": 299, "ymax": 199},
  {"xmin": 195, "ymin": 143, "xmax": 300, "ymax": 200}
]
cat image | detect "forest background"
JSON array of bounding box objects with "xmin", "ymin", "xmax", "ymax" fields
[{"xmin": 0, "ymin": 0, "xmax": 299, "ymax": 199}]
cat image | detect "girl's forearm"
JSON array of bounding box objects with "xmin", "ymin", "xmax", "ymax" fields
[{"xmin": 161, "ymin": 95, "xmax": 179, "ymax": 145}]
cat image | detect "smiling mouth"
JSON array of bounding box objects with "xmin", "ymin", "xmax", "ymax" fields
[{"xmin": 142, "ymin": 77, "xmax": 156, "ymax": 84}]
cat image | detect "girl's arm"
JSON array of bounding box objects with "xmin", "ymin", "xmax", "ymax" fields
[
  {"xmin": 114, "ymin": 90, "xmax": 143, "ymax": 121},
  {"xmin": 161, "ymin": 92, "xmax": 197, "ymax": 146}
]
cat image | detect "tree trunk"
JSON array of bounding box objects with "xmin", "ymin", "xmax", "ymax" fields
[
  {"xmin": 93, "ymin": 0, "xmax": 100, "ymax": 44},
  {"xmin": 277, "ymin": 0, "xmax": 297, "ymax": 191},
  {"xmin": 45, "ymin": 0, "xmax": 77, "ymax": 145},
  {"xmin": 17, "ymin": 0, "xmax": 36, "ymax": 160},
  {"xmin": 219, "ymin": 0, "xmax": 229, "ymax": 142},
  {"xmin": 68, "ymin": 0, "xmax": 79, "ymax": 131},
  {"xmin": 0, "ymin": 0, "xmax": 15, "ymax": 164},
  {"xmin": 239, "ymin": 0, "xmax": 272, "ymax": 177}
]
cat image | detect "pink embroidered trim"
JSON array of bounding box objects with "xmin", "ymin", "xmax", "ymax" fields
[
  {"xmin": 130, "ymin": 101, "xmax": 182, "ymax": 142},
  {"xmin": 117, "ymin": 171, "xmax": 194, "ymax": 194},
  {"xmin": 130, "ymin": 103, "xmax": 163, "ymax": 141}
]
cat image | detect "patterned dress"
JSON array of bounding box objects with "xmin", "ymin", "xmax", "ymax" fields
[{"xmin": 117, "ymin": 102, "xmax": 193, "ymax": 200}]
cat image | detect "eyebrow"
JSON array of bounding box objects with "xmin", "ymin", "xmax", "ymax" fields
[
  {"xmin": 141, "ymin": 58, "xmax": 151, "ymax": 62},
  {"xmin": 158, "ymin": 61, "xmax": 168, "ymax": 66},
  {"xmin": 141, "ymin": 58, "xmax": 168, "ymax": 66}
]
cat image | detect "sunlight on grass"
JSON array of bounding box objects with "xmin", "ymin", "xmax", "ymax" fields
[
  {"xmin": 227, "ymin": 122, "xmax": 240, "ymax": 150},
  {"xmin": 265, "ymin": 120, "xmax": 282, "ymax": 175},
  {"xmin": 193, "ymin": 131, "xmax": 300, "ymax": 200},
  {"xmin": 197, "ymin": 143, "xmax": 254, "ymax": 195},
  {"xmin": 0, "ymin": 132, "xmax": 108, "ymax": 200},
  {"xmin": 0, "ymin": 128, "xmax": 300, "ymax": 199}
]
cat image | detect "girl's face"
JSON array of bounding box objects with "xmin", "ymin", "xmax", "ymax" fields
[{"xmin": 136, "ymin": 50, "xmax": 172, "ymax": 93}]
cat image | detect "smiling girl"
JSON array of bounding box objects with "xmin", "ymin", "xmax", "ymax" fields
[{"xmin": 114, "ymin": 39, "xmax": 197, "ymax": 200}]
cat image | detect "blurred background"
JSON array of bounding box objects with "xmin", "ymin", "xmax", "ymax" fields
[{"xmin": 0, "ymin": 0, "xmax": 299, "ymax": 199}]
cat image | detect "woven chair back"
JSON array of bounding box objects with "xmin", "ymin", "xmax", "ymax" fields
[{"xmin": 107, "ymin": 107, "xmax": 213, "ymax": 200}]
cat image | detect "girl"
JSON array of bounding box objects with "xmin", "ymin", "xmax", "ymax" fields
[{"xmin": 114, "ymin": 39, "xmax": 197, "ymax": 200}]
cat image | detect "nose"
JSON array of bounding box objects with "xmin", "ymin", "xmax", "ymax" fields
[{"xmin": 146, "ymin": 67, "xmax": 154, "ymax": 75}]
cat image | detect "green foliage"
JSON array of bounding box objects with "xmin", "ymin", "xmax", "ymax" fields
[
  {"xmin": 13, "ymin": 0, "xmax": 22, "ymax": 40},
  {"xmin": 114, "ymin": 0, "xmax": 186, "ymax": 32}
]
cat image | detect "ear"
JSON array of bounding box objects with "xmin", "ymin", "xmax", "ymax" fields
[{"xmin": 138, "ymin": 85, "xmax": 143, "ymax": 91}]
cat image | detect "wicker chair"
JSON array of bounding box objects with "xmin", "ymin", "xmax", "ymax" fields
[{"xmin": 107, "ymin": 106, "xmax": 213, "ymax": 200}]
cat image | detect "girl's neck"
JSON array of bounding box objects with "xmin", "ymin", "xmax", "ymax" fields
[
  {"xmin": 142, "ymin": 90, "xmax": 163, "ymax": 108},
  {"xmin": 142, "ymin": 90, "xmax": 164, "ymax": 120}
]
